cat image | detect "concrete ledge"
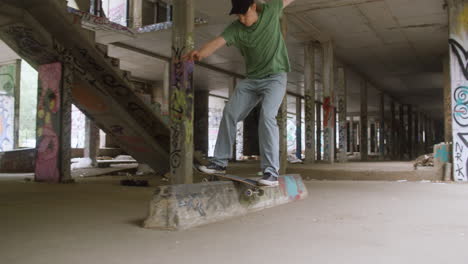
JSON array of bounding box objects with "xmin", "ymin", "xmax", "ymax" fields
[
  {"xmin": 0, "ymin": 148, "xmax": 36, "ymax": 173},
  {"xmin": 143, "ymin": 174, "xmax": 308, "ymax": 230}
]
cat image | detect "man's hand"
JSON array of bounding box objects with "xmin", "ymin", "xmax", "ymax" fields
[
  {"xmin": 182, "ymin": 37, "xmax": 226, "ymax": 62},
  {"xmin": 183, "ymin": 50, "xmax": 202, "ymax": 61}
]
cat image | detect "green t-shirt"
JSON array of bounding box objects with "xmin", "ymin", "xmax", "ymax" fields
[{"xmin": 221, "ymin": 0, "xmax": 291, "ymax": 79}]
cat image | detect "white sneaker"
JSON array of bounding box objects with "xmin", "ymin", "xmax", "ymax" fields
[{"xmin": 197, "ymin": 162, "xmax": 226, "ymax": 174}]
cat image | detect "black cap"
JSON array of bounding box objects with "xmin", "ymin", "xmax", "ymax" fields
[{"xmin": 229, "ymin": 0, "xmax": 254, "ymax": 15}]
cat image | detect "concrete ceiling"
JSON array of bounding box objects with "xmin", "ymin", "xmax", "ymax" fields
[
  {"xmin": 115, "ymin": 0, "xmax": 448, "ymax": 119},
  {"xmin": 0, "ymin": 0, "xmax": 448, "ymax": 120}
]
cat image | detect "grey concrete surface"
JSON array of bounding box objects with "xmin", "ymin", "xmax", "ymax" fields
[{"xmin": 1, "ymin": 176, "xmax": 468, "ymax": 264}]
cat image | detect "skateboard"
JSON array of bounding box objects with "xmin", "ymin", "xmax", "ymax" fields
[{"xmin": 199, "ymin": 172, "xmax": 266, "ymax": 197}]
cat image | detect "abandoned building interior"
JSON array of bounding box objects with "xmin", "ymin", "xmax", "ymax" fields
[{"xmin": 1, "ymin": 0, "xmax": 468, "ymax": 263}]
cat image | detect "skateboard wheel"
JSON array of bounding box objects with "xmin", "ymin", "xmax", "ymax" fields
[
  {"xmin": 258, "ymin": 189, "xmax": 265, "ymax": 196},
  {"xmin": 245, "ymin": 189, "xmax": 253, "ymax": 197}
]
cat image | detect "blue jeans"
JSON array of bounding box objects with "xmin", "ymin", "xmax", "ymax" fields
[{"xmin": 212, "ymin": 73, "xmax": 287, "ymax": 177}]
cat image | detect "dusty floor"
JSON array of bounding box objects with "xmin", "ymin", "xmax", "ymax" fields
[{"xmin": 1, "ymin": 176, "xmax": 468, "ymax": 264}]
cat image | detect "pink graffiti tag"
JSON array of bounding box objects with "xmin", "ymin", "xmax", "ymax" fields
[
  {"xmin": 35, "ymin": 63, "xmax": 62, "ymax": 183},
  {"xmin": 35, "ymin": 125, "xmax": 59, "ymax": 182},
  {"xmin": 323, "ymin": 97, "xmax": 333, "ymax": 127}
]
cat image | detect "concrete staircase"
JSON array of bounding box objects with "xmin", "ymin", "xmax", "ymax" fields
[{"xmin": 0, "ymin": 0, "xmax": 171, "ymax": 175}]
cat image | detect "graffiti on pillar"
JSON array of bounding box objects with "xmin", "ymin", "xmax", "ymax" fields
[
  {"xmin": 322, "ymin": 97, "xmax": 333, "ymax": 161},
  {"xmin": 449, "ymin": 39, "xmax": 468, "ymax": 80},
  {"xmin": 454, "ymin": 133, "xmax": 468, "ymax": 181},
  {"xmin": 452, "ymin": 86, "xmax": 468, "ymax": 127},
  {"xmin": 35, "ymin": 63, "xmax": 61, "ymax": 182},
  {"xmin": 304, "ymin": 95, "xmax": 314, "ymax": 161},
  {"xmin": 450, "ymin": 35, "xmax": 468, "ymax": 181},
  {"xmin": 0, "ymin": 63, "xmax": 16, "ymax": 151},
  {"xmin": 338, "ymin": 97, "xmax": 346, "ymax": 160},
  {"xmin": 170, "ymin": 46, "xmax": 194, "ymax": 174}
]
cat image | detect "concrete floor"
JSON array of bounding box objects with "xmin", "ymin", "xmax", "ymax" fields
[{"xmin": 1, "ymin": 176, "xmax": 468, "ymax": 264}]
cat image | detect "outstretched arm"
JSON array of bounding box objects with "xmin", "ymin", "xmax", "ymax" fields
[
  {"xmin": 183, "ymin": 37, "xmax": 226, "ymax": 61},
  {"xmin": 283, "ymin": 0, "xmax": 295, "ymax": 8}
]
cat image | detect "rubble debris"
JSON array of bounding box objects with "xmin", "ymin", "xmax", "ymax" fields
[
  {"xmin": 413, "ymin": 153, "xmax": 434, "ymax": 169},
  {"xmin": 136, "ymin": 164, "xmax": 155, "ymax": 175},
  {"xmin": 114, "ymin": 155, "xmax": 136, "ymax": 161},
  {"xmin": 71, "ymin": 157, "xmax": 93, "ymax": 170}
]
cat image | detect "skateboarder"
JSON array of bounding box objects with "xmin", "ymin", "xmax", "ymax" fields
[{"xmin": 185, "ymin": 0, "xmax": 294, "ymax": 186}]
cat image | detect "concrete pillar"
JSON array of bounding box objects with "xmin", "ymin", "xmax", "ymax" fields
[
  {"xmin": 370, "ymin": 121, "xmax": 376, "ymax": 154},
  {"xmin": 379, "ymin": 93, "xmax": 385, "ymax": 159},
  {"xmin": 296, "ymin": 96, "xmax": 302, "ymax": 159},
  {"xmin": 304, "ymin": 42, "xmax": 316, "ymax": 164},
  {"xmin": 84, "ymin": 117, "xmax": 99, "ymax": 167},
  {"xmin": 170, "ymin": 0, "xmax": 195, "ymax": 184},
  {"xmin": 391, "ymin": 101, "xmax": 396, "ymax": 159},
  {"xmin": 349, "ymin": 116, "xmax": 355, "ymax": 154},
  {"xmin": 277, "ymin": 97, "xmax": 288, "ymax": 173},
  {"xmin": 316, "ymin": 102, "xmax": 322, "ymax": 161},
  {"xmin": 13, "ymin": 59, "xmax": 21, "ymax": 149},
  {"xmin": 194, "ymin": 90, "xmax": 209, "ymax": 156},
  {"xmin": 322, "ymin": 41, "xmax": 335, "ymax": 163},
  {"xmin": 62, "ymin": 65, "xmax": 73, "ymax": 182},
  {"xmin": 398, "ymin": 104, "xmax": 404, "ymax": 160},
  {"xmin": 443, "ymin": 55, "xmax": 452, "ymax": 143},
  {"xmin": 162, "ymin": 62, "xmax": 170, "ymax": 118},
  {"xmin": 419, "ymin": 112, "xmax": 424, "ymax": 154},
  {"xmin": 414, "ymin": 109, "xmax": 419, "ymax": 156},
  {"xmin": 337, "ymin": 66, "xmax": 347, "ymax": 162},
  {"xmin": 35, "ymin": 62, "xmax": 72, "ymax": 183},
  {"xmin": 407, "ymin": 105, "xmax": 413, "ymax": 160},
  {"xmin": 130, "ymin": 0, "xmax": 143, "ymax": 28},
  {"xmin": 278, "ymin": 14, "xmax": 288, "ymax": 174},
  {"xmin": 360, "ymin": 80, "xmax": 368, "ymax": 161},
  {"xmin": 448, "ymin": 0, "xmax": 468, "ymax": 181}
]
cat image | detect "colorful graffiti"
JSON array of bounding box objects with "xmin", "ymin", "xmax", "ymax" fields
[
  {"xmin": 278, "ymin": 175, "xmax": 306, "ymax": 201},
  {"xmin": 322, "ymin": 97, "xmax": 334, "ymax": 161},
  {"xmin": 0, "ymin": 63, "xmax": 16, "ymax": 151},
  {"xmin": 35, "ymin": 63, "xmax": 62, "ymax": 182},
  {"xmin": 452, "ymin": 86, "xmax": 468, "ymax": 127},
  {"xmin": 170, "ymin": 46, "xmax": 194, "ymax": 176},
  {"xmin": 450, "ymin": 33, "xmax": 468, "ymax": 181}
]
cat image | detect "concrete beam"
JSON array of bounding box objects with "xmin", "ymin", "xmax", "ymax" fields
[{"xmin": 0, "ymin": 148, "xmax": 36, "ymax": 173}]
